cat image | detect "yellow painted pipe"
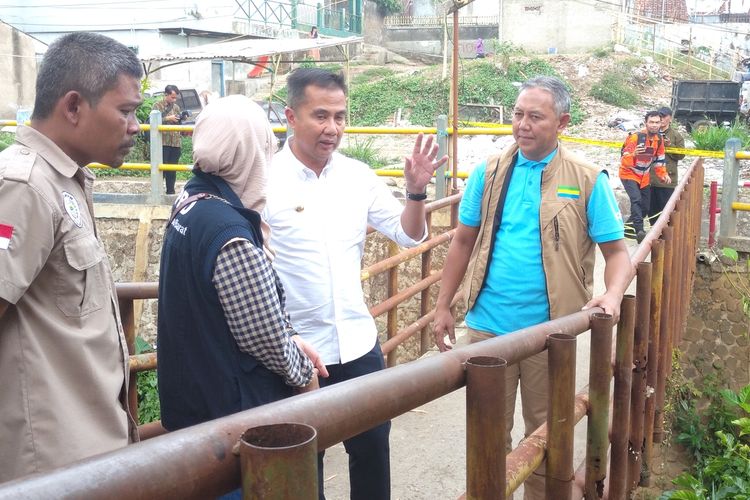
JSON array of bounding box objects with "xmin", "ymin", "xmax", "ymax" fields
[{"xmin": 731, "ymin": 201, "xmax": 750, "ymax": 211}]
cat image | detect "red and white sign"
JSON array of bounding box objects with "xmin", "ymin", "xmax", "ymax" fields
[{"xmin": 0, "ymin": 223, "xmax": 13, "ymax": 250}]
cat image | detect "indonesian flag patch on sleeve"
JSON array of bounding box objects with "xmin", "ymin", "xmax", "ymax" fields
[{"xmin": 0, "ymin": 223, "xmax": 13, "ymax": 250}]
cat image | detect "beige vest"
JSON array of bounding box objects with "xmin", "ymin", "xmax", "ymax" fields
[{"xmin": 464, "ymin": 143, "xmax": 602, "ymax": 321}]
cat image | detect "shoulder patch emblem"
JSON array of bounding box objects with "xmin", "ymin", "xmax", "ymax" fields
[
  {"xmin": 0, "ymin": 223, "xmax": 13, "ymax": 250},
  {"xmin": 62, "ymin": 192, "xmax": 83, "ymax": 228}
]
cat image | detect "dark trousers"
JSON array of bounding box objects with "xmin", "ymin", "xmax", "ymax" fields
[
  {"xmin": 162, "ymin": 145, "xmax": 181, "ymax": 194},
  {"xmin": 318, "ymin": 342, "xmax": 391, "ymax": 500},
  {"xmin": 649, "ymin": 186, "xmax": 674, "ymax": 225},
  {"xmin": 622, "ymin": 179, "xmax": 650, "ymax": 233}
]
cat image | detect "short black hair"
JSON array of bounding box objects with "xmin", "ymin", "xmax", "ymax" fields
[
  {"xmin": 658, "ymin": 106, "xmax": 672, "ymax": 117},
  {"xmin": 286, "ymin": 68, "xmax": 347, "ymax": 110},
  {"xmin": 165, "ymin": 84, "xmax": 179, "ymax": 95},
  {"xmin": 645, "ymin": 110, "xmax": 661, "ymax": 121},
  {"xmin": 32, "ymin": 32, "xmax": 142, "ymax": 120}
]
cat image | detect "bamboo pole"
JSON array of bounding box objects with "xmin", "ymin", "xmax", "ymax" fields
[{"xmin": 546, "ymin": 333, "xmax": 576, "ymax": 500}]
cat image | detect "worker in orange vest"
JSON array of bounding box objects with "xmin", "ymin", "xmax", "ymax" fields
[{"xmin": 619, "ymin": 110, "xmax": 670, "ymax": 243}]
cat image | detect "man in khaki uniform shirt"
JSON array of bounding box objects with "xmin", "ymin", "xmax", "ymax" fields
[{"xmin": 0, "ymin": 32, "xmax": 143, "ymax": 483}]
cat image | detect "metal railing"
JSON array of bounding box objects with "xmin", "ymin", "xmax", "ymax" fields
[
  {"xmin": 0, "ymin": 148, "xmax": 705, "ymax": 497},
  {"xmin": 383, "ymin": 15, "xmax": 499, "ymax": 27}
]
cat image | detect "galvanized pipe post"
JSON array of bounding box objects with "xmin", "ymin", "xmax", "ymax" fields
[
  {"xmin": 653, "ymin": 225, "xmax": 674, "ymax": 443},
  {"xmin": 546, "ymin": 333, "xmax": 576, "ymax": 500},
  {"xmin": 719, "ymin": 137, "xmax": 741, "ymax": 240},
  {"xmin": 585, "ymin": 314, "xmax": 614, "ymax": 499},
  {"xmin": 641, "ymin": 239, "xmax": 664, "ymax": 486},
  {"xmin": 609, "ymin": 295, "xmax": 635, "ymax": 500},
  {"xmin": 628, "ymin": 262, "xmax": 652, "ymax": 494},
  {"xmin": 148, "ymin": 110, "xmax": 164, "ymax": 204},
  {"xmin": 240, "ymin": 423, "xmax": 318, "ymax": 499},
  {"xmin": 466, "ymin": 356, "xmax": 507, "ymax": 500}
]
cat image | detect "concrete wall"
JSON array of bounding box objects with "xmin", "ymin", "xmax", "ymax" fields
[
  {"xmin": 384, "ymin": 26, "xmax": 499, "ymax": 59},
  {"xmin": 500, "ymin": 0, "xmax": 618, "ymax": 54},
  {"xmin": 0, "ymin": 24, "xmax": 37, "ymax": 120}
]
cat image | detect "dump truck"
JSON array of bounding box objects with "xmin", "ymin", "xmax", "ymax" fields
[{"xmin": 670, "ymin": 79, "xmax": 750, "ymax": 131}]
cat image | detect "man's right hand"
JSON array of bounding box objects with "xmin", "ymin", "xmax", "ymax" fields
[
  {"xmin": 291, "ymin": 335, "xmax": 329, "ymax": 378},
  {"xmin": 432, "ymin": 307, "xmax": 456, "ymax": 352}
]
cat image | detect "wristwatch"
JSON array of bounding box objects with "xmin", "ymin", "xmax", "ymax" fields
[{"xmin": 406, "ymin": 189, "xmax": 427, "ymax": 201}]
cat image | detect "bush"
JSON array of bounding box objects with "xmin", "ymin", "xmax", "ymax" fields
[
  {"xmin": 662, "ymin": 381, "xmax": 750, "ymax": 499},
  {"xmin": 589, "ymin": 70, "xmax": 640, "ymax": 107},
  {"xmin": 691, "ymin": 120, "xmax": 750, "ymax": 151}
]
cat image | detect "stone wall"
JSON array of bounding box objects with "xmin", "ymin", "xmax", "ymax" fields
[{"xmin": 682, "ymin": 252, "xmax": 750, "ymax": 392}]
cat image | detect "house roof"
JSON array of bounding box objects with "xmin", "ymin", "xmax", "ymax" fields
[{"xmin": 140, "ymin": 35, "xmax": 363, "ymax": 66}]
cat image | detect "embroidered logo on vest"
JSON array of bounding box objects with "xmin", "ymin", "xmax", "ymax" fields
[{"xmin": 557, "ymin": 185, "xmax": 580, "ymax": 199}]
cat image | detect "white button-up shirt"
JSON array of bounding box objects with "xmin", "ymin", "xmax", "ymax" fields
[{"xmin": 264, "ymin": 142, "xmax": 425, "ymax": 364}]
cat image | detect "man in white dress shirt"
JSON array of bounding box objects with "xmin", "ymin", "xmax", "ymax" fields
[{"xmin": 264, "ymin": 68, "xmax": 446, "ymax": 500}]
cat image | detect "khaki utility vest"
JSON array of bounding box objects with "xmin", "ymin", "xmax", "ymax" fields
[{"xmin": 464, "ymin": 143, "xmax": 603, "ymax": 321}]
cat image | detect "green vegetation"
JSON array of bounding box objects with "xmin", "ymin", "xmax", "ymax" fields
[
  {"xmin": 593, "ymin": 46, "xmax": 612, "ymax": 58},
  {"xmin": 691, "ymin": 120, "xmax": 750, "ymax": 151},
  {"xmin": 135, "ymin": 337, "xmax": 160, "ymax": 424},
  {"xmin": 662, "ymin": 372, "xmax": 750, "ymax": 499},
  {"xmin": 372, "ymin": 0, "xmax": 401, "ymax": 15},
  {"xmin": 350, "ymin": 58, "xmax": 585, "ymax": 126},
  {"xmin": 339, "ymin": 137, "xmax": 393, "ymax": 169},
  {"xmin": 0, "ymin": 131, "xmax": 13, "ymax": 152},
  {"xmin": 351, "ymin": 67, "xmax": 396, "ymax": 86},
  {"xmin": 589, "ymin": 70, "xmax": 640, "ymax": 108}
]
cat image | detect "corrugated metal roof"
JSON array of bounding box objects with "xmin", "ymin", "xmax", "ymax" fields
[{"xmin": 140, "ymin": 36, "xmax": 363, "ymax": 64}]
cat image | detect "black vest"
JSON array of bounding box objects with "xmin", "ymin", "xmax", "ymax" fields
[{"xmin": 157, "ymin": 170, "xmax": 293, "ymax": 431}]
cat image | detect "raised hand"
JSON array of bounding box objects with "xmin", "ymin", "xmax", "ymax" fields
[{"xmin": 404, "ymin": 133, "xmax": 449, "ymax": 194}]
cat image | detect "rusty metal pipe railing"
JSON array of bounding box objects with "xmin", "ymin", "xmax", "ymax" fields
[
  {"xmin": 641, "ymin": 239, "xmax": 664, "ymax": 486},
  {"xmin": 0, "ymin": 310, "xmax": 597, "ymax": 499},
  {"xmin": 369, "ymin": 270, "xmax": 442, "ymax": 318},
  {"xmin": 503, "ymin": 389, "xmax": 589, "ymax": 498},
  {"xmin": 466, "ymin": 356, "xmax": 506, "ymax": 500},
  {"xmin": 628, "ymin": 262, "xmax": 652, "ymax": 494},
  {"xmin": 420, "ymin": 211, "xmax": 434, "ymax": 355},
  {"xmin": 653, "ymin": 224, "xmax": 674, "ymax": 443},
  {"xmin": 360, "ymin": 230, "xmax": 454, "ymax": 280},
  {"xmin": 239, "ymin": 423, "xmax": 318, "ymax": 499},
  {"xmin": 380, "ymin": 293, "xmax": 461, "ymax": 355},
  {"xmin": 585, "ymin": 313, "xmax": 614, "ymax": 499},
  {"xmin": 608, "ymin": 295, "xmax": 635, "ymax": 500},
  {"xmin": 386, "ymin": 241, "xmax": 400, "ymax": 368},
  {"xmin": 546, "ymin": 333, "xmax": 576, "ymax": 500},
  {"xmin": 129, "ymin": 353, "xmax": 158, "ymax": 373}
]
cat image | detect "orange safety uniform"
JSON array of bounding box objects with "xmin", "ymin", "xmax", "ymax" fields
[{"xmin": 619, "ymin": 130, "xmax": 667, "ymax": 188}]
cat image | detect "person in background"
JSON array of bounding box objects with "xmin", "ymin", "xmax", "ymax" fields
[
  {"xmin": 649, "ymin": 106, "xmax": 684, "ymax": 225},
  {"xmin": 264, "ymin": 67, "xmax": 447, "ymax": 500},
  {"xmin": 476, "ymin": 38, "xmax": 486, "ymax": 59},
  {"xmin": 619, "ymin": 110, "xmax": 670, "ymax": 243},
  {"xmin": 157, "ymin": 96, "xmax": 327, "ymax": 439},
  {"xmin": 0, "ymin": 32, "xmax": 142, "ymax": 482},
  {"xmin": 309, "ymin": 26, "xmax": 321, "ymax": 61},
  {"xmin": 432, "ymin": 76, "xmax": 631, "ymax": 500},
  {"xmin": 153, "ymin": 84, "xmax": 182, "ymax": 194}
]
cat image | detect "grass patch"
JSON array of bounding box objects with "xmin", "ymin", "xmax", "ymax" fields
[
  {"xmin": 0, "ymin": 131, "xmax": 14, "ymax": 152},
  {"xmin": 351, "ymin": 67, "xmax": 396, "ymax": 86},
  {"xmin": 350, "ymin": 58, "xmax": 585, "ymax": 126},
  {"xmin": 691, "ymin": 120, "xmax": 750, "ymax": 151},
  {"xmin": 339, "ymin": 137, "xmax": 393, "ymax": 168},
  {"xmin": 589, "ymin": 70, "xmax": 640, "ymax": 107}
]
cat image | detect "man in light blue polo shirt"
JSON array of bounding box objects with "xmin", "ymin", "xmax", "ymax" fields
[{"xmin": 433, "ymin": 76, "xmax": 631, "ymax": 500}]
